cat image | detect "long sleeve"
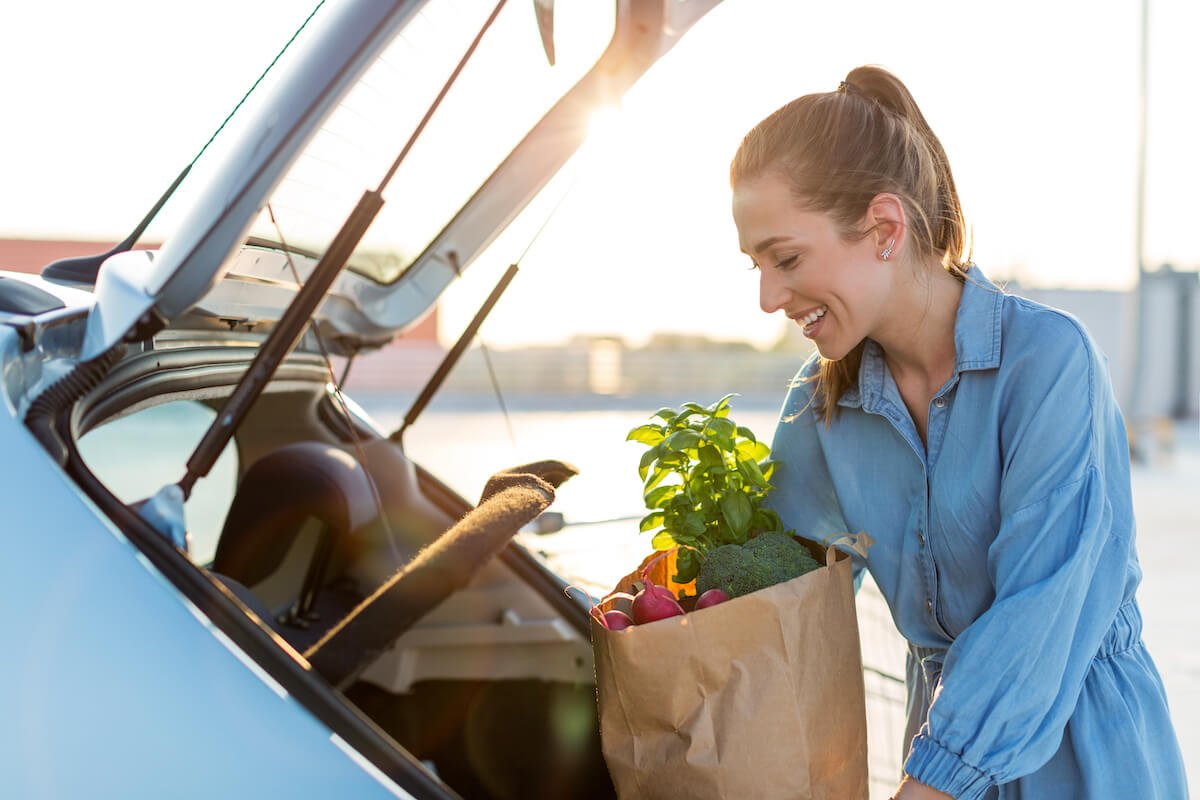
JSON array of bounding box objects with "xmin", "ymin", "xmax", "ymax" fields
[
  {"xmin": 766, "ymin": 357, "xmax": 862, "ymax": 583},
  {"xmin": 904, "ymin": 316, "xmax": 1135, "ymax": 798}
]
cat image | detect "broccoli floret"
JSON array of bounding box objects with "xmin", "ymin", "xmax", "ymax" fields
[{"xmin": 695, "ymin": 531, "xmax": 822, "ymax": 598}]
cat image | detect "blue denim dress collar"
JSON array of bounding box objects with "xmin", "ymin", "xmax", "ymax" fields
[{"xmin": 838, "ymin": 264, "xmax": 1004, "ymax": 414}]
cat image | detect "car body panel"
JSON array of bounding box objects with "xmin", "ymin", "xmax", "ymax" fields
[{"xmin": 0, "ymin": 340, "xmax": 407, "ymax": 797}]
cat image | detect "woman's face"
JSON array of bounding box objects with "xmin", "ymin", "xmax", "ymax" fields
[{"xmin": 732, "ymin": 172, "xmax": 893, "ymax": 361}]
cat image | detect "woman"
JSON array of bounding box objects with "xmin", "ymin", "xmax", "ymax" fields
[{"xmin": 731, "ymin": 66, "xmax": 1188, "ymax": 799}]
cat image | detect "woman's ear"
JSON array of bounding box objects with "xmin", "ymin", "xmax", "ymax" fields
[{"xmin": 865, "ymin": 193, "xmax": 906, "ymax": 260}]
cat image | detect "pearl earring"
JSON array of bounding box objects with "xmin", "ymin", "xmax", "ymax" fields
[{"xmin": 880, "ymin": 239, "xmax": 895, "ymax": 261}]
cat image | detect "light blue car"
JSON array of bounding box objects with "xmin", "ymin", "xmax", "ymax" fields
[{"xmin": 0, "ymin": 1, "xmax": 720, "ymax": 796}]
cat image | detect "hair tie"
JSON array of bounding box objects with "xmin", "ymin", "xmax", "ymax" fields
[{"xmin": 837, "ymin": 80, "xmax": 861, "ymax": 96}]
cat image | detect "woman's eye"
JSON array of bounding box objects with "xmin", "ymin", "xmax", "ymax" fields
[{"xmin": 775, "ymin": 256, "xmax": 798, "ymax": 270}]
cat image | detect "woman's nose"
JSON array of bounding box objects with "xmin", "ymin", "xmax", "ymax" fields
[{"xmin": 759, "ymin": 270, "xmax": 788, "ymax": 314}]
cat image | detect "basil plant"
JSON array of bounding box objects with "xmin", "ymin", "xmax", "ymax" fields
[{"xmin": 626, "ymin": 394, "xmax": 788, "ymax": 584}]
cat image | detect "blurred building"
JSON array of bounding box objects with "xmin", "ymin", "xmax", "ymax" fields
[
  {"xmin": 1009, "ymin": 266, "xmax": 1199, "ymax": 420},
  {"xmin": 4, "ymin": 240, "xmax": 1195, "ymax": 419}
]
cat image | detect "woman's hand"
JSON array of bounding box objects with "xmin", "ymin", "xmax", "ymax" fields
[{"xmin": 892, "ymin": 774, "xmax": 955, "ymax": 800}]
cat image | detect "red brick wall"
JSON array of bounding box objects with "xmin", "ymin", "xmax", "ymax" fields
[{"xmin": 0, "ymin": 238, "xmax": 144, "ymax": 274}]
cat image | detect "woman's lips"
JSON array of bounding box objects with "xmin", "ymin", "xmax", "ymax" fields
[{"xmin": 788, "ymin": 305, "xmax": 827, "ymax": 337}]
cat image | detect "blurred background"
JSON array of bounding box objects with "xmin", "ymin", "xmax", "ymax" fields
[{"xmin": 3, "ymin": 1, "xmax": 1196, "ymax": 796}]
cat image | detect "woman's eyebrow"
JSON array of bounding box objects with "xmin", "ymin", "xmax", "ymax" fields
[{"xmin": 750, "ymin": 235, "xmax": 788, "ymax": 254}]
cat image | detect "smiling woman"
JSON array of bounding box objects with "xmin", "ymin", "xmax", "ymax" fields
[{"xmin": 731, "ymin": 65, "xmax": 1189, "ymax": 800}]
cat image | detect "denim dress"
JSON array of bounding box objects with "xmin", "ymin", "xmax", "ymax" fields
[{"xmin": 766, "ymin": 267, "xmax": 1189, "ymax": 799}]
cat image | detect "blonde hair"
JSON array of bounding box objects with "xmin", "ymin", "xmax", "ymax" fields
[{"xmin": 731, "ymin": 65, "xmax": 971, "ymax": 425}]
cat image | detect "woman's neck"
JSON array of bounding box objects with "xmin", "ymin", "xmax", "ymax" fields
[{"xmin": 872, "ymin": 262, "xmax": 963, "ymax": 390}]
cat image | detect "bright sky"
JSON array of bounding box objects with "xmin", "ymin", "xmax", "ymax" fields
[{"xmin": 2, "ymin": 0, "xmax": 1197, "ymax": 350}]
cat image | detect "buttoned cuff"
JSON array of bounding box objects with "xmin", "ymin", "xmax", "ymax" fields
[{"xmin": 903, "ymin": 733, "xmax": 995, "ymax": 800}]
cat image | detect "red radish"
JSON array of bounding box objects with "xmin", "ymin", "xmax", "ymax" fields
[
  {"xmin": 631, "ymin": 553, "xmax": 685, "ymax": 624},
  {"xmin": 603, "ymin": 610, "xmax": 635, "ymax": 630},
  {"xmin": 631, "ymin": 588, "xmax": 684, "ymax": 624},
  {"xmin": 570, "ymin": 585, "xmax": 638, "ymax": 631},
  {"xmin": 694, "ymin": 588, "xmax": 730, "ymax": 610}
]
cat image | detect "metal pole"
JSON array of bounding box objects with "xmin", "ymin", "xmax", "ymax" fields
[{"xmin": 1128, "ymin": 0, "xmax": 1151, "ymax": 456}]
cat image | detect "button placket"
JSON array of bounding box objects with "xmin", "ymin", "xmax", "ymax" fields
[{"xmin": 916, "ymin": 487, "xmax": 944, "ymax": 634}]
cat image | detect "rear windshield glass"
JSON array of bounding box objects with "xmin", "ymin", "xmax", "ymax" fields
[{"xmin": 249, "ymin": 0, "xmax": 615, "ymax": 285}]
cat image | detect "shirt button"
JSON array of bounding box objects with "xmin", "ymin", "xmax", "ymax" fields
[
  {"xmin": 925, "ymin": 597, "xmax": 934, "ymax": 613},
  {"xmin": 934, "ymin": 397, "xmax": 946, "ymax": 408},
  {"xmin": 917, "ymin": 530, "xmax": 926, "ymax": 546}
]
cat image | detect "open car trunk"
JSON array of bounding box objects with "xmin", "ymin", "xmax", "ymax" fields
[
  {"xmin": 63, "ymin": 339, "xmax": 610, "ymax": 798},
  {"xmin": 8, "ymin": 1, "xmax": 723, "ymax": 795}
]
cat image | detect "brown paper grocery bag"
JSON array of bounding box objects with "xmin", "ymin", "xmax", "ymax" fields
[{"xmin": 592, "ymin": 541, "xmax": 869, "ymax": 800}]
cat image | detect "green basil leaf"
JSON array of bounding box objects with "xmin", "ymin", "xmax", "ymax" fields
[
  {"xmin": 751, "ymin": 508, "xmax": 784, "ymax": 534},
  {"xmin": 663, "ymin": 429, "xmax": 702, "ymax": 452},
  {"xmin": 639, "ymin": 511, "xmax": 664, "ymax": 533},
  {"xmin": 626, "ymin": 423, "xmax": 666, "ymax": 445},
  {"xmin": 644, "ymin": 484, "xmax": 678, "ymax": 509},
  {"xmin": 735, "ymin": 439, "xmax": 771, "ymax": 462},
  {"xmin": 738, "ymin": 457, "xmax": 770, "ymax": 489},
  {"xmin": 707, "ymin": 417, "xmax": 736, "ymax": 441},
  {"xmin": 654, "ymin": 407, "xmax": 676, "ymax": 422},
  {"xmin": 682, "ymin": 511, "xmax": 706, "ymax": 536},
  {"xmin": 651, "ymin": 529, "xmax": 678, "ymax": 551},
  {"xmin": 707, "ymin": 393, "xmax": 737, "ymax": 416},
  {"xmin": 721, "ymin": 491, "xmax": 752, "ymax": 535},
  {"xmin": 673, "ymin": 547, "xmax": 703, "ymax": 583},
  {"xmin": 644, "ymin": 466, "xmax": 672, "ymax": 492},
  {"xmin": 697, "ymin": 444, "xmax": 723, "ymax": 468},
  {"xmin": 671, "ymin": 409, "xmax": 703, "ymax": 427},
  {"xmin": 657, "ymin": 451, "xmax": 687, "ymax": 469},
  {"xmin": 711, "ymin": 430, "xmax": 735, "ymax": 452},
  {"xmin": 638, "ymin": 444, "xmax": 661, "ymax": 481},
  {"xmin": 735, "ymin": 425, "xmax": 757, "ymax": 444}
]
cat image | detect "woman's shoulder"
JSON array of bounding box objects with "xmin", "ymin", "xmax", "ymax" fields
[
  {"xmin": 993, "ymin": 289, "xmax": 1117, "ymax": 418},
  {"xmin": 998, "ymin": 290, "xmax": 1107, "ymax": 374}
]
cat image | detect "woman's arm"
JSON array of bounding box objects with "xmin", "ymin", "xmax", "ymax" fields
[
  {"xmin": 765, "ymin": 356, "xmax": 859, "ymax": 566},
  {"xmin": 903, "ymin": 315, "xmax": 1133, "ymax": 799}
]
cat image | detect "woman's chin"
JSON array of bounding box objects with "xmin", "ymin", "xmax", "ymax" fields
[
  {"xmin": 813, "ymin": 340, "xmax": 846, "ymax": 360},
  {"xmin": 813, "ymin": 336, "xmax": 861, "ymax": 362}
]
